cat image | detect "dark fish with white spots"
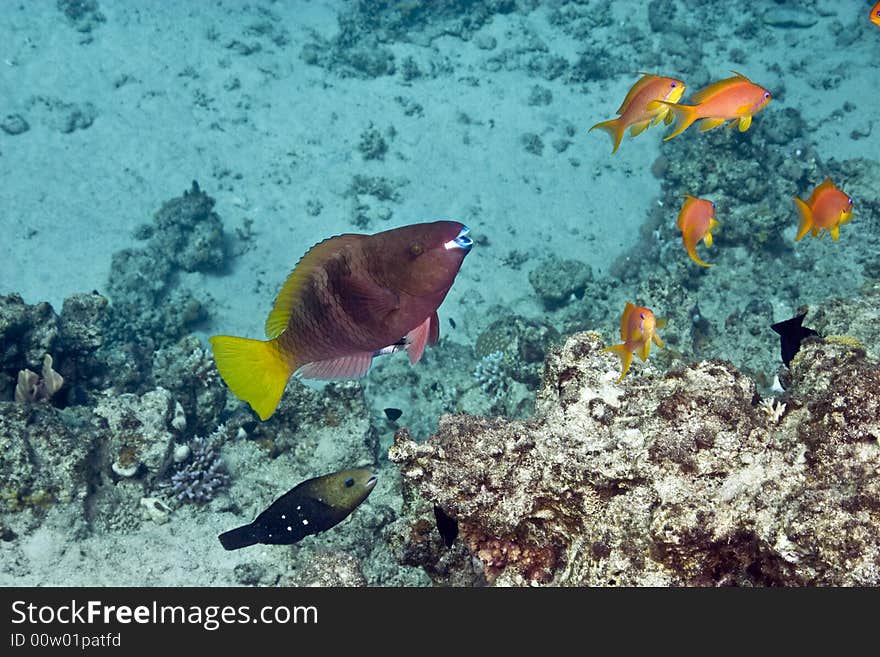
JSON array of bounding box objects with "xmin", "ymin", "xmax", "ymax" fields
[{"xmin": 218, "ymin": 468, "xmax": 377, "ymax": 550}]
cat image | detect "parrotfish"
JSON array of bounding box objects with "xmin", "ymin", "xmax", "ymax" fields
[
  {"xmin": 871, "ymin": 2, "xmax": 880, "ymax": 27},
  {"xmin": 677, "ymin": 195, "xmax": 718, "ymax": 267},
  {"xmin": 604, "ymin": 303, "xmax": 666, "ymax": 381},
  {"xmin": 793, "ymin": 178, "xmax": 854, "ymax": 241},
  {"xmin": 218, "ymin": 468, "xmax": 377, "ymax": 550},
  {"xmin": 210, "ymin": 221, "xmax": 473, "ymax": 420},
  {"xmin": 590, "ymin": 73, "xmax": 686, "ymax": 154},
  {"xmin": 660, "ymin": 72, "xmax": 772, "ymax": 140}
]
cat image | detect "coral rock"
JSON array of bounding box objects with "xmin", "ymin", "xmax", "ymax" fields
[{"xmin": 390, "ymin": 332, "xmax": 880, "ymax": 586}]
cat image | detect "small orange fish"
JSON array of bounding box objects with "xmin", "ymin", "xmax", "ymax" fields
[
  {"xmin": 677, "ymin": 195, "xmax": 718, "ymax": 267},
  {"xmin": 589, "ymin": 73, "xmax": 685, "ymax": 154},
  {"xmin": 603, "ymin": 303, "xmax": 666, "ymax": 381},
  {"xmin": 660, "ymin": 72, "xmax": 771, "ymax": 140},
  {"xmin": 793, "ymin": 178, "xmax": 854, "ymax": 241},
  {"xmin": 871, "ymin": 1, "xmax": 880, "ymax": 27}
]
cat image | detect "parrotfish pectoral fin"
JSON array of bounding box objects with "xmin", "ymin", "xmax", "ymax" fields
[
  {"xmin": 603, "ymin": 344, "xmax": 633, "ymax": 381},
  {"xmin": 339, "ymin": 278, "xmax": 400, "ymax": 324},
  {"xmin": 209, "ymin": 335, "xmax": 292, "ymax": 421},
  {"xmin": 793, "ymin": 197, "xmax": 813, "ymax": 241},
  {"xmin": 830, "ymin": 225, "xmax": 840, "ymax": 241},
  {"xmin": 738, "ymin": 115, "xmax": 752, "ymax": 132},
  {"xmin": 589, "ymin": 117, "xmax": 625, "ymax": 154},
  {"xmin": 218, "ymin": 522, "xmax": 262, "ymax": 550},
  {"xmin": 660, "ymin": 102, "xmax": 699, "ymax": 141},
  {"xmin": 297, "ymin": 352, "xmax": 374, "ymax": 379},
  {"xmin": 405, "ymin": 314, "xmax": 437, "ymax": 365}
]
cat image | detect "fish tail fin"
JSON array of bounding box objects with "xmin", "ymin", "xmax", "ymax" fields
[
  {"xmin": 589, "ymin": 117, "xmax": 625, "ymax": 154},
  {"xmin": 209, "ymin": 335, "xmax": 293, "ymax": 421},
  {"xmin": 660, "ymin": 102, "xmax": 699, "ymax": 141},
  {"xmin": 793, "ymin": 196, "xmax": 813, "ymax": 241},
  {"xmin": 685, "ymin": 241, "xmax": 713, "ymax": 267},
  {"xmin": 603, "ymin": 344, "xmax": 633, "ymax": 381},
  {"xmin": 218, "ymin": 522, "xmax": 262, "ymax": 550}
]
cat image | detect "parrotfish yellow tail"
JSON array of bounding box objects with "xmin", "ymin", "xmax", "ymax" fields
[
  {"xmin": 659, "ymin": 101, "xmax": 699, "ymax": 141},
  {"xmin": 603, "ymin": 344, "xmax": 633, "ymax": 382},
  {"xmin": 792, "ymin": 196, "xmax": 813, "ymax": 241},
  {"xmin": 209, "ymin": 335, "xmax": 293, "ymax": 420},
  {"xmin": 589, "ymin": 117, "xmax": 627, "ymax": 155}
]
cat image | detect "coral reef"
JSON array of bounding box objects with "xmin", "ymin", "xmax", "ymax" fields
[
  {"xmin": 165, "ymin": 428, "xmax": 231, "ymax": 505},
  {"xmin": 14, "ymin": 354, "xmax": 64, "ymax": 403},
  {"xmin": 390, "ymin": 331, "xmax": 880, "ymax": 586}
]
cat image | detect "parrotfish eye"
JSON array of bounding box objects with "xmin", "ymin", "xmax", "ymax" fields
[
  {"xmin": 409, "ymin": 243, "xmax": 424, "ymax": 257},
  {"xmin": 344, "ymin": 477, "xmax": 354, "ymax": 488}
]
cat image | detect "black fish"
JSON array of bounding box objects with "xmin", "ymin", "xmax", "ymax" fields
[
  {"xmin": 384, "ymin": 407, "xmax": 403, "ymax": 422},
  {"xmin": 218, "ymin": 468, "xmax": 377, "ymax": 550},
  {"xmin": 434, "ymin": 505, "xmax": 458, "ymax": 547},
  {"xmin": 448, "ymin": 317, "xmax": 457, "ymax": 329},
  {"xmin": 771, "ymin": 311, "xmax": 819, "ymax": 366}
]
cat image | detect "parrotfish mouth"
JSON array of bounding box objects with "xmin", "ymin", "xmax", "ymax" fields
[
  {"xmin": 366, "ymin": 475, "xmax": 378, "ymax": 490},
  {"xmin": 444, "ymin": 225, "xmax": 473, "ymax": 251}
]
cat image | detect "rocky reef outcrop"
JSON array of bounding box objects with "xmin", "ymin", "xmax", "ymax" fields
[{"xmin": 390, "ymin": 331, "xmax": 880, "ymax": 586}]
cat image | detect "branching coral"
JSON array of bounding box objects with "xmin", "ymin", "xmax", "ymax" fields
[
  {"xmin": 163, "ymin": 426, "xmax": 230, "ymax": 505},
  {"xmin": 14, "ymin": 354, "xmax": 63, "ymax": 403}
]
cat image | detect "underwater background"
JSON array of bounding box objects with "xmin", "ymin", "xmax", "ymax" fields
[{"xmin": 1, "ymin": 0, "xmax": 878, "ymax": 586}]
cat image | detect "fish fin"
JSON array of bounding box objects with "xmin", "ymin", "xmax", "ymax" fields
[
  {"xmin": 265, "ymin": 235, "xmax": 363, "ymax": 339},
  {"xmin": 664, "ymin": 110, "xmax": 675, "ymax": 125},
  {"xmin": 808, "ymin": 178, "xmax": 837, "ymax": 206},
  {"xmin": 793, "ymin": 196, "xmax": 813, "ymax": 241},
  {"xmin": 830, "ymin": 225, "xmax": 840, "ymax": 241},
  {"xmin": 629, "ymin": 119, "xmax": 652, "ymax": 137},
  {"xmin": 209, "ymin": 335, "xmax": 292, "ymax": 421},
  {"xmin": 405, "ymin": 315, "xmax": 434, "ymax": 365},
  {"xmin": 840, "ymin": 212, "xmax": 853, "ymax": 225},
  {"xmin": 684, "ymin": 239, "xmax": 712, "ymax": 267},
  {"xmin": 589, "ymin": 117, "xmax": 625, "ymax": 154},
  {"xmin": 297, "ymin": 352, "xmax": 374, "ymax": 380},
  {"xmin": 660, "ymin": 102, "xmax": 699, "ymax": 140},
  {"xmin": 428, "ymin": 311, "xmax": 440, "ymax": 346},
  {"xmin": 616, "ymin": 73, "xmax": 659, "ymax": 114},
  {"xmin": 638, "ymin": 340, "xmax": 651, "ymax": 362},
  {"xmin": 704, "ymin": 231, "xmax": 713, "ymax": 247},
  {"xmin": 738, "ymin": 115, "xmax": 752, "ymax": 132},
  {"xmin": 218, "ymin": 522, "xmax": 262, "ymax": 550},
  {"xmin": 653, "ymin": 333, "xmax": 665, "ymax": 349},
  {"xmin": 603, "ymin": 344, "xmax": 633, "ymax": 381},
  {"xmin": 690, "ymin": 74, "xmax": 744, "ymax": 104},
  {"xmin": 699, "ymin": 117, "xmax": 726, "ymax": 132},
  {"xmin": 620, "ymin": 302, "xmax": 636, "ymax": 340},
  {"xmin": 338, "ymin": 276, "xmax": 400, "ymax": 324}
]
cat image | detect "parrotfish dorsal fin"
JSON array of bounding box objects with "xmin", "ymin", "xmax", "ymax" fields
[{"xmin": 265, "ymin": 234, "xmax": 363, "ymax": 339}]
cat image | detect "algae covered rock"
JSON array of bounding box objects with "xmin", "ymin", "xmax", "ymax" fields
[{"xmin": 390, "ymin": 332, "xmax": 880, "ymax": 586}]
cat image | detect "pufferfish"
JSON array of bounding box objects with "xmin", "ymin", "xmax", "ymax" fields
[
  {"xmin": 603, "ymin": 303, "xmax": 666, "ymax": 381},
  {"xmin": 210, "ymin": 221, "xmax": 473, "ymax": 420},
  {"xmin": 218, "ymin": 468, "xmax": 377, "ymax": 550},
  {"xmin": 589, "ymin": 73, "xmax": 686, "ymax": 154}
]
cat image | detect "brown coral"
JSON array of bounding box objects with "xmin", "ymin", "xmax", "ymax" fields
[{"xmin": 14, "ymin": 354, "xmax": 64, "ymax": 403}]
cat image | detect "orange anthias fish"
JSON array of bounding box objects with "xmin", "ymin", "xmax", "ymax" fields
[
  {"xmin": 871, "ymin": 2, "xmax": 880, "ymax": 27},
  {"xmin": 660, "ymin": 71, "xmax": 772, "ymax": 141},
  {"xmin": 210, "ymin": 221, "xmax": 473, "ymax": 420},
  {"xmin": 793, "ymin": 178, "xmax": 854, "ymax": 241},
  {"xmin": 603, "ymin": 303, "xmax": 666, "ymax": 381},
  {"xmin": 589, "ymin": 73, "xmax": 685, "ymax": 154},
  {"xmin": 677, "ymin": 195, "xmax": 718, "ymax": 267}
]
